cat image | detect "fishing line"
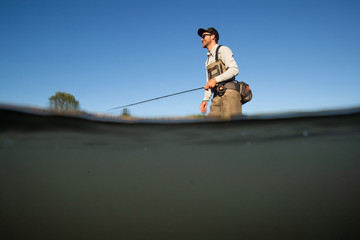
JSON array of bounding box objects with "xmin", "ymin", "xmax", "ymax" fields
[{"xmin": 109, "ymin": 87, "xmax": 204, "ymax": 110}]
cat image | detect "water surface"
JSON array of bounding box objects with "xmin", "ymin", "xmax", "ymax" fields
[{"xmin": 1, "ymin": 105, "xmax": 360, "ymax": 239}]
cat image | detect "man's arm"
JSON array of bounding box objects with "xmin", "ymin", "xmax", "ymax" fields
[
  {"xmin": 214, "ymin": 46, "xmax": 239, "ymax": 83},
  {"xmin": 203, "ymin": 61, "xmax": 213, "ymax": 98}
]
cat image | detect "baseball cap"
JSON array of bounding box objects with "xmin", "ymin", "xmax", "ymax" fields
[{"xmin": 197, "ymin": 27, "xmax": 219, "ymax": 41}]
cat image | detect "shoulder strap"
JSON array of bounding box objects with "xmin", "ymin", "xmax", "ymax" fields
[{"xmin": 215, "ymin": 45, "xmax": 222, "ymax": 61}]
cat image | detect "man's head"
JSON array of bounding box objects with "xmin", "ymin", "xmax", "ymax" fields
[{"xmin": 198, "ymin": 27, "xmax": 219, "ymax": 49}]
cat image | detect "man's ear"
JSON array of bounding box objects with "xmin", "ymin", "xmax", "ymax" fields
[{"xmin": 211, "ymin": 34, "xmax": 216, "ymax": 41}]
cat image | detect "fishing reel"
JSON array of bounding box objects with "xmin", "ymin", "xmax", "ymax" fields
[{"xmin": 215, "ymin": 83, "xmax": 226, "ymax": 97}]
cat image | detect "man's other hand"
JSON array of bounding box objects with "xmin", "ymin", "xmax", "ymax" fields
[{"xmin": 200, "ymin": 100, "xmax": 208, "ymax": 113}]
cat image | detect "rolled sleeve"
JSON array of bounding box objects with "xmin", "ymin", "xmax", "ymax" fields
[{"xmin": 203, "ymin": 89, "xmax": 212, "ymax": 101}]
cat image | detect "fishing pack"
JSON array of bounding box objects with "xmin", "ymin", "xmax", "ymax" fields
[{"xmin": 207, "ymin": 45, "xmax": 252, "ymax": 104}]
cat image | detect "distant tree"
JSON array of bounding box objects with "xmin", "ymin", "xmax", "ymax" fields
[
  {"xmin": 49, "ymin": 91, "xmax": 80, "ymax": 111},
  {"xmin": 121, "ymin": 108, "xmax": 131, "ymax": 117}
]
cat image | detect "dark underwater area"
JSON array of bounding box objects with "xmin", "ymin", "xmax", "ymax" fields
[{"xmin": 1, "ymin": 104, "xmax": 360, "ymax": 239}]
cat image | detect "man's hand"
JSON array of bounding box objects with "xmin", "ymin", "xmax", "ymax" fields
[
  {"xmin": 200, "ymin": 100, "xmax": 208, "ymax": 113},
  {"xmin": 204, "ymin": 78, "xmax": 217, "ymax": 90}
]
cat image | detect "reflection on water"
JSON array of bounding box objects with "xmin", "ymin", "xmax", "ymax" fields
[{"xmin": 1, "ymin": 105, "xmax": 360, "ymax": 239}]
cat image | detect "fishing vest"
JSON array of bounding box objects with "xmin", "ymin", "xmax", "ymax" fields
[{"xmin": 207, "ymin": 45, "xmax": 227, "ymax": 80}]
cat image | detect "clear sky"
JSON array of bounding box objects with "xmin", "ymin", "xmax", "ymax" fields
[{"xmin": 1, "ymin": 0, "xmax": 359, "ymax": 117}]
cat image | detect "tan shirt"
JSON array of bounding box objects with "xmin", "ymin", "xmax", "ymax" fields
[{"xmin": 203, "ymin": 44, "xmax": 239, "ymax": 101}]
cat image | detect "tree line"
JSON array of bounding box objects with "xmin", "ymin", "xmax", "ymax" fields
[{"xmin": 49, "ymin": 91, "xmax": 130, "ymax": 116}]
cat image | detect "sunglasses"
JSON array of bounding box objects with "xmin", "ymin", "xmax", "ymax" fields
[{"xmin": 201, "ymin": 33, "xmax": 212, "ymax": 39}]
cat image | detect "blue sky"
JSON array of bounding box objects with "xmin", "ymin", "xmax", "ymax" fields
[{"xmin": 1, "ymin": 0, "xmax": 359, "ymax": 117}]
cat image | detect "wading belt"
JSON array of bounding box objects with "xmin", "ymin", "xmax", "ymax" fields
[{"xmin": 214, "ymin": 80, "xmax": 240, "ymax": 97}]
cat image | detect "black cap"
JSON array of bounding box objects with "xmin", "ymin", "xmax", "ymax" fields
[{"xmin": 198, "ymin": 27, "xmax": 219, "ymax": 41}]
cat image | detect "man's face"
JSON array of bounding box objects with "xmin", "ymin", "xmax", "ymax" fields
[{"xmin": 201, "ymin": 32, "xmax": 213, "ymax": 48}]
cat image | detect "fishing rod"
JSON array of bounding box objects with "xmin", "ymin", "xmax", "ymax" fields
[{"xmin": 109, "ymin": 87, "xmax": 204, "ymax": 110}]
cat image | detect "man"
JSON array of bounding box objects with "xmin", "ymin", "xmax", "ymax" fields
[{"xmin": 198, "ymin": 27, "xmax": 242, "ymax": 117}]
